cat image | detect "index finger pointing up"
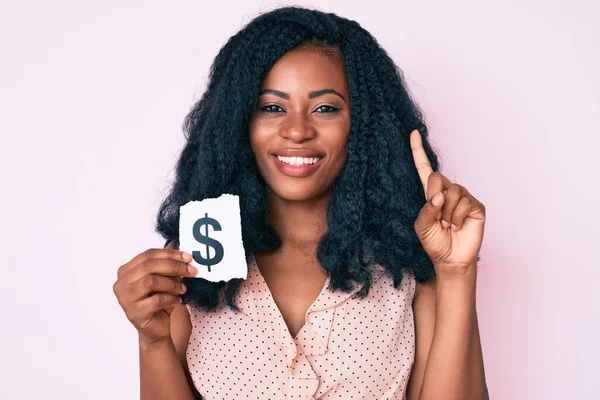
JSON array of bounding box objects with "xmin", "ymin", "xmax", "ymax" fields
[{"xmin": 410, "ymin": 129, "xmax": 434, "ymax": 197}]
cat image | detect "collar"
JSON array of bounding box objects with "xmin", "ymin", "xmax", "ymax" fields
[{"xmin": 235, "ymin": 253, "xmax": 387, "ymax": 357}]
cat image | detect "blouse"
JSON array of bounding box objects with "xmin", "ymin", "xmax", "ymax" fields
[{"xmin": 185, "ymin": 252, "xmax": 417, "ymax": 399}]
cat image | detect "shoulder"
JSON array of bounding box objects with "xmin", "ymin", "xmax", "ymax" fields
[
  {"xmin": 163, "ymin": 239, "xmax": 193, "ymax": 363},
  {"xmin": 412, "ymin": 278, "xmax": 436, "ymax": 329},
  {"xmin": 170, "ymin": 304, "xmax": 202, "ymax": 398},
  {"xmin": 170, "ymin": 304, "xmax": 192, "ymax": 364},
  {"xmin": 405, "ymin": 278, "xmax": 436, "ymax": 398},
  {"xmin": 414, "ymin": 277, "xmax": 436, "ymax": 301},
  {"xmin": 164, "ymin": 240, "xmax": 200, "ymax": 396},
  {"xmin": 413, "ymin": 276, "xmax": 436, "ymax": 314}
]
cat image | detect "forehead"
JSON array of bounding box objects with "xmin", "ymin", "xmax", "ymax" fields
[{"xmin": 260, "ymin": 45, "xmax": 348, "ymax": 93}]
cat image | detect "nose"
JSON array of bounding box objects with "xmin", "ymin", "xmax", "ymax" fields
[{"xmin": 278, "ymin": 112, "xmax": 316, "ymax": 143}]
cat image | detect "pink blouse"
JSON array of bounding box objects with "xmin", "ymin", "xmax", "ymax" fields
[{"xmin": 185, "ymin": 253, "xmax": 417, "ymax": 399}]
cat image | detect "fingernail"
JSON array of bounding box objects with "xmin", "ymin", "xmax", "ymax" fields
[
  {"xmin": 187, "ymin": 265, "xmax": 198, "ymax": 275},
  {"xmin": 181, "ymin": 252, "xmax": 192, "ymax": 261},
  {"xmin": 451, "ymin": 223, "xmax": 459, "ymax": 231},
  {"xmin": 441, "ymin": 220, "xmax": 450, "ymax": 229}
]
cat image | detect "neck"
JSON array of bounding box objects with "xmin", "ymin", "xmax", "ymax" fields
[{"xmin": 266, "ymin": 188, "xmax": 330, "ymax": 250}]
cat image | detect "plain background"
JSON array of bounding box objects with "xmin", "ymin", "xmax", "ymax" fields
[{"xmin": 1, "ymin": 0, "xmax": 599, "ymax": 398}]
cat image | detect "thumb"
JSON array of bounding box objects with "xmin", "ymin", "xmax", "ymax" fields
[
  {"xmin": 164, "ymin": 304, "xmax": 179, "ymax": 316},
  {"xmin": 415, "ymin": 192, "xmax": 444, "ymax": 233}
]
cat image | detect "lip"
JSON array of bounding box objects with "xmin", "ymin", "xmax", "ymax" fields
[
  {"xmin": 271, "ymin": 148, "xmax": 325, "ymax": 158},
  {"xmin": 271, "ymin": 154, "xmax": 324, "ymax": 178}
]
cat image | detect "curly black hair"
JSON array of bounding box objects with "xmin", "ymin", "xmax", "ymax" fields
[{"xmin": 155, "ymin": 5, "xmax": 443, "ymax": 313}]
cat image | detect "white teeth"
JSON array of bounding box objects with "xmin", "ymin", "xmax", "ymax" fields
[{"xmin": 276, "ymin": 155, "xmax": 322, "ymax": 165}]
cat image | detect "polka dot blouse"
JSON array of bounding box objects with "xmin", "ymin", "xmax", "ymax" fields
[{"xmin": 185, "ymin": 253, "xmax": 417, "ymax": 399}]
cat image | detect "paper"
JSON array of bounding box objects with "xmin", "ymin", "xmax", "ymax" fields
[{"xmin": 178, "ymin": 194, "xmax": 247, "ymax": 282}]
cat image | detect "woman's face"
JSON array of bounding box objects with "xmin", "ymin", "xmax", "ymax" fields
[{"xmin": 249, "ymin": 45, "xmax": 351, "ymax": 202}]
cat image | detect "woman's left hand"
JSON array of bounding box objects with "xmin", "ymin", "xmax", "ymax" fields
[{"xmin": 410, "ymin": 129, "xmax": 486, "ymax": 278}]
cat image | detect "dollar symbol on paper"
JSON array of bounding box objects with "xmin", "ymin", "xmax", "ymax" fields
[{"xmin": 192, "ymin": 213, "xmax": 224, "ymax": 272}]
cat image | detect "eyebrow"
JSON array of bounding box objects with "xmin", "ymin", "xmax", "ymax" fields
[{"xmin": 258, "ymin": 88, "xmax": 346, "ymax": 102}]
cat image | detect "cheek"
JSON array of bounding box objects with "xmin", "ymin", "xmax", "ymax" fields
[
  {"xmin": 248, "ymin": 124, "xmax": 267, "ymax": 155},
  {"xmin": 330, "ymin": 130, "xmax": 350, "ymax": 162},
  {"xmin": 248, "ymin": 127, "xmax": 274, "ymax": 175},
  {"xmin": 330, "ymin": 133, "xmax": 350, "ymax": 174}
]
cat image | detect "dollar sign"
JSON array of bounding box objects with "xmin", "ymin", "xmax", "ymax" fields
[{"xmin": 192, "ymin": 213, "xmax": 224, "ymax": 272}]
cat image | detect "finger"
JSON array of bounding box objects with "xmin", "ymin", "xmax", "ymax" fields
[
  {"xmin": 450, "ymin": 196, "xmax": 473, "ymax": 230},
  {"xmin": 426, "ymin": 171, "xmax": 453, "ymax": 202},
  {"xmin": 118, "ymin": 248, "xmax": 192, "ymax": 279},
  {"xmin": 125, "ymin": 257, "xmax": 197, "ymax": 284},
  {"xmin": 165, "ymin": 240, "xmax": 179, "ymax": 250},
  {"xmin": 440, "ymin": 184, "xmax": 466, "ymax": 229},
  {"xmin": 165, "ymin": 241, "xmax": 185, "ymax": 281},
  {"xmin": 130, "ymin": 274, "xmax": 187, "ymax": 303},
  {"xmin": 410, "ymin": 129, "xmax": 434, "ymax": 196},
  {"xmin": 131, "ymin": 293, "xmax": 182, "ymax": 326},
  {"xmin": 436, "ymin": 210, "xmax": 443, "ymax": 221},
  {"xmin": 163, "ymin": 303, "xmax": 184, "ymax": 317},
  {"xmin": 414, "ymin": 191, "xmax": 445, "ymax": 234}
]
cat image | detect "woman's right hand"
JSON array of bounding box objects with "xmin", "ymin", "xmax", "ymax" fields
[{"xmin": 113, "ymin": 246, "xmax": 197, "ymax": 346}]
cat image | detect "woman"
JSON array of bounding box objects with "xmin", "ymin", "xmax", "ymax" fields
[{"xmin": 113, "ymin": 6, "xmax": 488, "ymax": 399}]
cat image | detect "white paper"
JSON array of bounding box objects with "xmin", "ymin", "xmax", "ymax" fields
[{"xmin": 178, "ymin": 194, "xmax": 247, "ymax": 282}]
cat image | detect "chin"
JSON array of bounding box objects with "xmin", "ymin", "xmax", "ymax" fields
[{"xmin": 268, "ymin": 182, "xmax": 328, "ymax": 202}]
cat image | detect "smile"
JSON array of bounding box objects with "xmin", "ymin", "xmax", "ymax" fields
[
  {"xmin": 271, "ymin": 154, "xmax": 324, "ymax": 177},
  {"xmin": 276, "ymin": 155, "xmax": 323, "ymax": 165}
]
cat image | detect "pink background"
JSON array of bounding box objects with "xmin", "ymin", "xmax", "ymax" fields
[{"xmin": 1, "ymin": 1, "xmax": 598, "ymax": 398}]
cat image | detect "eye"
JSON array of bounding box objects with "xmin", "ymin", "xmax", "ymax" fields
[
  {"xmin": 259, "ymin": 104, "xmax": 285, "ymax": 113},
  {"xmin": 314, "ymin": 105, "xmax": 340, "ymax": 114}
]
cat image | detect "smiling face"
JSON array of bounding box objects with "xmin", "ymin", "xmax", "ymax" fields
[{"xmin": 249, "ymin": 43, "xmax": 351, "ymax": 202}]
